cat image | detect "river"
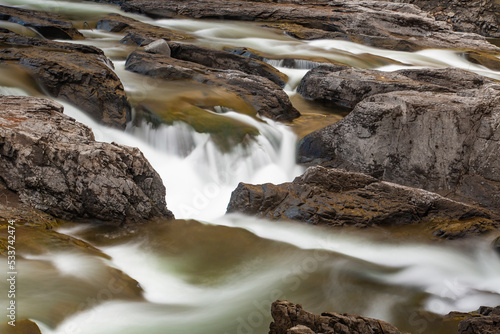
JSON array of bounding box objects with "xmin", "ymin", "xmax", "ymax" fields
[{"xmin": 0, "ymin": 1, "xmax": 500, "ymax": 333}]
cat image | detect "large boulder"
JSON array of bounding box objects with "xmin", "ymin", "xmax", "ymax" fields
[
  {"xmin": 125, "ymin": 50, "xmax": 299, "ymax": 121},
  {"xmin": 298, "ymin": 84, "xmax": 500, "ymax": 214},
  {"xmin": 227, "ymin": 166, "xmax": 499, "ymax": 239},
  {"xmin": 0, "ymin": 5, "xmax": 83, "ymax": 40},
  {"xmin": 108, "ymin": 0, "xmax": 499, "ymax": 52},
  {"xmin": 0, "ymin": 96, "xmax": 173, "ymax": 223},
  {"xmin": 269, "ymin": 300, "xmax": 403, "ymax": 334},
  {"xmin": 0, "ymin": 31, "xmax": 130, "ymax": 128},
  {"xmin": 297, "ymin": 66, "xmax": 493, "ymax": 109}
]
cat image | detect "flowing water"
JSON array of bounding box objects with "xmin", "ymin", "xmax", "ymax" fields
[{"xmin": 1, "ymin": 1, "xmax": 500, "ymax": 333}]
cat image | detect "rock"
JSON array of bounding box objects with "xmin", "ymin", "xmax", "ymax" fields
[
  {"xmin": 457, "ymin": 306, "xmax": 500, "ymax": 334},
  {"xmin": 0, "ymin": 5, "xmax": 83, "ymax": 40},
  {"xmin": 227, "ymin": 166, "xmax": 499, "ymax": 238},
  {"xmin": 0, "ymin": 319, "xmax": 42, "ymax": 334},
  {"xmin": 144, "ymin": 39, "xmax": 171, "ymax": 56},
  {"xmin": 0, "ymin": 31, "xmax": 131, "ymax": 128},
  {"xmin": 125, "ymin": 50, "xmax": 299, "ymax": 121},
  {"xmin": 97, "ymin": 14, "xmax": 287, "ymax": 87},
  {"xmin": 298, "ymin": 84, "xmax": 500, "ymax": 214},
  {"xmin": 96, "ymin": 13, "xmax": 193, "ymax": 46},
  {"xmin": 298, "ymin": 66, "xmax": 493, "ymax": 108},
  {"xmin": 0, "ymin": 96, "xmax": 173, "ymax": 223},
  {"xmin": 269, "ymin": 300, "xmax": 404, "ymax": 334},
  {"xmin": 387, "ymin": 0, "xmax": 500, "ymax": 38},
  {"xmin": 108, "ymin": 0, "xmax": 499, "ymax": 52},
  {"xmin": 493, "ymin": 236, "xmax": 500, "ymax": 255}
]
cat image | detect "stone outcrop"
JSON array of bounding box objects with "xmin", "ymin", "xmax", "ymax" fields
[
  {"xmin": 269, "ymin": 300, "xmax": 404, "ymax": 334},
  {"xmin": 455, "ymin": 306, "xmax": 500, "ymax": 334},
  {"xmin": 298, "ymin": 83, "xmax": 500, "ymax": 214},
  {"xmin": 388, "ymin": 0, "xmax": 500, "ymax": 38},
  {"xmin": 97, "ymin": 14, "xmax": 287, "ymax": 87},
  {"xmin": 0, "ymin": 96, "xmax": 173, "ymax": 223},
  {"xmin": 0, "ymin": 5, "xmax": 83, "ymax": 40},
  {"xmin": 98, "ymin": 0, "xmax": 500, "ymax": 52},
  {"xmin": 125, "ymin": 50, "xmax": 299, "ymax": 121},
  {"xmin": 297, "ymin": 66, "xmax": 493, "ymax": 109},
  {"xmin": 227, "ymin": 166, "xmax": 499, "ymax": 238},
  {"xmin": 0, "ymin": 31, "xmax": 130, "ymax": 128}
]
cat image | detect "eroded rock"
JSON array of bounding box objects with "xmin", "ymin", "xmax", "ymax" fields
[
  {"xmin": 0, "ymin": 31, "xmax": 130, "ymax": 128},
  {"xmin": 227, "ymin": 166, "xmax": 499, "ymax": 238},
  {"xmin": 0, "ymin": 5, "xmax": 83, "ymax": 40},
  {"xmin": 125, "ymin": 50, "xmax": 299, "ymax": 121},
  {"xmin": 269, "ymin": 300, "xmax": 404, "ymax": 334},
  {"xmin": 0, "ymin": 96, "xmax": 173, "ymax": 223},
  {"xmin": 457, "ymin": 306, "xmax": 500, "ymax": 334},
  {"xmin": 297, "ymin": 66, "xmax": 493, "ymax": 108},
  {"xmin": 109, "ymin": 0, "xmax": 499, "ymax": 52}
]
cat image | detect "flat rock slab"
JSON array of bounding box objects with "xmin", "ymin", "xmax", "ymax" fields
[
  {"xmin": 125, "ymin": 50, "xmax": 299, "ymax": 121},
  {"xmin": 270, "ymin": 300, "xmax": 404, "ymax": 334},
  {"xmin": 298, "ymin": 84, "xmax": 500, "ymax": 214},
  {"xmin": 0, "ymin": 96, "xmax": 173, "ymax": 223},
  {"xmin": 0, "ymin": 5, "xmax": 83, "ymax": 40},
  {"xmin": 0, "ymin": 31, "xmax": 130, "ymax": 128},
  {"xmin": 227, "ymin": 166, "xmax": 499, "ymax": 239},
  {"xmin": 108, "ymin": 0, "xmax": 499, "ymax": 52}
]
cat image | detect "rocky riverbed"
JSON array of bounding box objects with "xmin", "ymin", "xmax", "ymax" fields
[{"xmin": 0, "ymin": 0, "xmax": 499, "ymax": 333}]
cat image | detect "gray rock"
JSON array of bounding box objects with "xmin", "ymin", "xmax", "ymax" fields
[
  {"xmin": 297, "ymin": 66, "xmax": 492, "ymax": 109},
  {"xmin": 125, "ymin": 50, "xmax": 299, "ymax": 121},
  {"xmin": 144, "ymin": 39, "xmax": 171, "ymax": 56},
  {"xmin": 227, "ymin": 166, "xmax": 499, "ymax": 238},
  {"xmin": 0, "ymin": 96, "xmax": 173, "ymax": 223},
  {"xmin": 269, "ymin": 300, "xmax": 404, "ymax": 334},
  {"xmin": 458, "ymin": 306, "xmax": 500, "ymax": 334},
  {"xmin": 298, "ymin": 84, "xmax": 500, "ymax": 214}
]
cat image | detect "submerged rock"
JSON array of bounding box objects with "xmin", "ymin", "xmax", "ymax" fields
[
  {"xmin": 298, "ymin": 84, "xmax": 500, "ymax": 214},
  {"xmin": 125, "ymin": 50, "xmax": 299, "ymax": 121},
  {"xmin": 269, "ymin": 300, "xmax": 403, "ymax": 334},
  {"xmin": 0, "ymin": 96, "xmax": 173, "ymax": 223},
  {"xmin": 0, "ymin": 31, "xmax": 130, "ymax": 128},
  {"xmin": 0, "ymin": 5, "xmax": 83, "ymax": 40},
  {"xmin": 110, "ymin": 0, "xmax": 499, "ymax": 52},
  {"xmin": 227, "ymin": 166, "xmax": 499, "ymax": 238}
]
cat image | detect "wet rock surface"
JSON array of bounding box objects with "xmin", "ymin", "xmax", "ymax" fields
[
  {"xmin": 0, "ymin": 31, "xmax": 130, "ymax": 128},
  {"xmin": 97, "ymin": 14, "xmax": 287, "ymax": 87},
  {"xmin": 298, "ymin": 83, "xmax": 500, "ymax": 214},
  {"xmin": 297, "ymin": 66, "xmax": 493, "ymax": 108},
  {"xmin": 0, "ymin": 96, "xmax": 173, "ymax": 223},
  {"xmin": 0, "ymin": 5, "xmax": 83, "ymax": 40},
  {"xmin": 101, "ymin": 0, "xmax": 500, "ymax": 52},
  {"xmin": 227, "ymin": 166, "xmax": 499, "ymax": 238},
  {"xmin": 125, "ymin": 50, "xmax": 299, "ymax": 121},
  {"xmin": 269, "ymin": 300, "xmax": 404, "ymax": 334},
  {"xmin": 452, "ymin": 306, "xmax": 500, "ymax": 334}
]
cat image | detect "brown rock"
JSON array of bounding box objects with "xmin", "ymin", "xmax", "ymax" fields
[
  {"xmin": 269, "ymin": 300, "xmax": 404, "ymax": 334},
  {"xmin": 0, "ymin": 31, "xmax": 131, "ymax": 128},
  {"xmin": 227, "ymin": 166, "xmax": 499, "ymax": 238},
  {"xmin": 0, "ymin": 5, "xmax": 83, "ymax": 40},
  {"xmin": 125, "ymin": 50, "xmax": 299, "ymax": 121},
  {"xmin": 458, "ymin": 306, "xmax": 500, "ymax": 334}
]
